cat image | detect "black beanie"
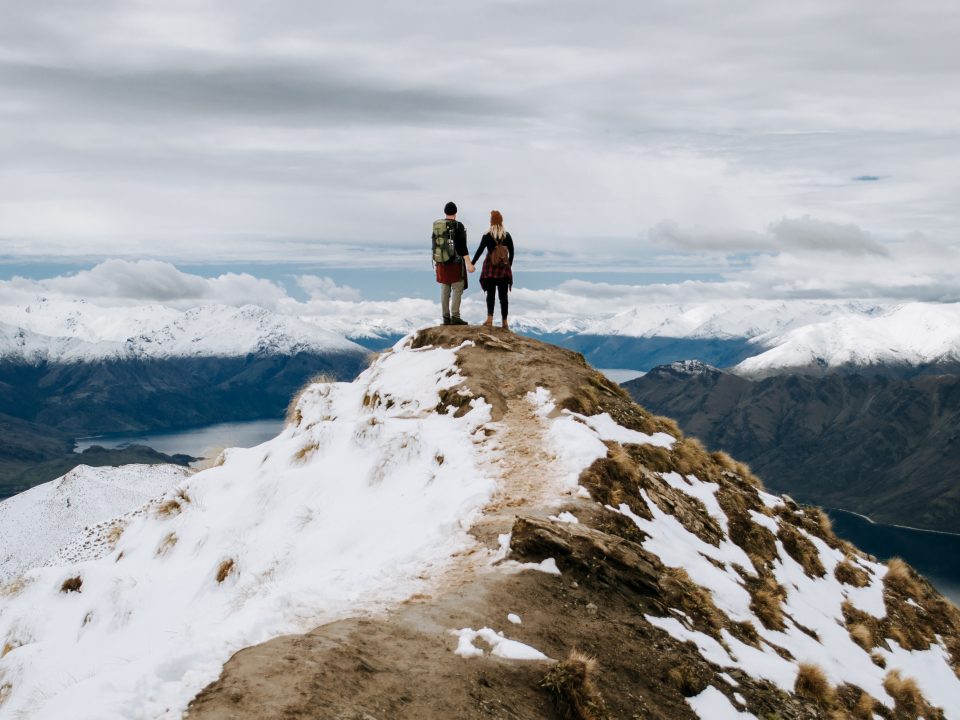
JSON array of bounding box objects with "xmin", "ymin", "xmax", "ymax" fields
[{"xmin": 444, "ymin": 201, "xmax": 457, "ymax": 215}]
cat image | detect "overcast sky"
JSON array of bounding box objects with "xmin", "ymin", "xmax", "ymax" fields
[{"xmin": 1, "ymin": 0, "xmax": 958, "ymax": 301}]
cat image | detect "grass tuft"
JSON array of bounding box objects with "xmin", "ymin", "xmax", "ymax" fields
[
  {"xmin": 155, "ymin": 489, "xmax": 191, "ymax": 518},
  {"xmin": 834, "ymin": 559, "xmax": 870, "ymax": 587},
  {"xmin": 665, "ymin": 663, "xmax": 709, "ymax": 697},
  {"xmin": 293, "ymin": 442, "xmax": 319, "ymax": 464},
  {"xmin": 882, "ymin": 670, "xmax": 928, "ymax": 716},
  {"xmin": 751, "ymin": 584, "xmax": 786, "ymax": 631},
  {"xmin": 155, "ymin": 532, "xmax": 178, "ymax": 557},
  {"xmin": 794, "ymin": 663, "xmax": 836, "ymax": 708},
  {"xmin": 216, "ymin": 558, "xmax": 235, "ymax": 584},
  {"xmin": 848, "ymin": 623, "xmax": 874, "ymax": 650},
  {"xmin": 60, "ymin": 576, "xmax": 83, "ymax": 593},
  {"xmin": 285, "ymin": 374, "xmax": 332, "ymax": 426},
  {"xmin": 778, "ymin": 524, "xmax": 826, "ymax": 578},
  {"xmin": 884, "ymin": 557, "xmax": 923, "ymax": 598},
  {"xmin": 541, "ymin": 650, "xmax": 610, "ymax": 720}
]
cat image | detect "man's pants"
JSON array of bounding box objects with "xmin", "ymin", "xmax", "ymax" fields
[{"xmin": 440, "ymin": 280, "xmax": 465, "ymax": 319}]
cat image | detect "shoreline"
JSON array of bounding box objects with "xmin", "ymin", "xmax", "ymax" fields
[{"xmin": 827, "ymin": 507, "xmax": 960, "ymax": 539}]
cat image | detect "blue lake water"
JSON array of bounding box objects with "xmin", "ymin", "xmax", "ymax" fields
[
  {"xmin": 74, "ymin": 418, "xmax": 286, "ymax": 466},
  {"xmin": 827, "ymin": 509, "xmax": 960, "ymax": 606}
]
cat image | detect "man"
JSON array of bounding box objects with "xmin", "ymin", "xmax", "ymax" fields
[{"xmin": 433, "ymin": 201, "xmax": 474, "ymax": 325}]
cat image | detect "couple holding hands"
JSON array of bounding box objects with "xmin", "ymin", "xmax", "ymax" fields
[{"xmin": 433, "ymin": 201, "xmax": 515, "ymax": 329}]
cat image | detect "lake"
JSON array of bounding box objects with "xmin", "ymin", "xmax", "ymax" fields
[
  {"xmin": 74, "ymin": 418, "xmax": 286, "ymax": 466},
  {"xmin": 599, "ymin": 368, "xmax": 647, "ymax": 384},
  {"xmin": 827, "ymin": 509, "xmax": 960, "ymax": 606}
]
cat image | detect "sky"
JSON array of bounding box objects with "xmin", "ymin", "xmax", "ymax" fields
[{"xmin": 0, "ymin": 0, "xmax": 958, "ymax": 303}]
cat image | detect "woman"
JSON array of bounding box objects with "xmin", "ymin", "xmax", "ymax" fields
[{"xmin": 471, "ymin": 210, "xmax": 515, "ymax": 329}]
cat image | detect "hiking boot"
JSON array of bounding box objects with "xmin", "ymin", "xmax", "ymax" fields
[
  {"xmin": 442, "ymin": 316, "xmax": 452, "ymax": 325},
  {"xmin": 450, "ymin": 316, "xmax": 469, "ymax": 326},
  {"xmin": 482, "ymin": 315, "xmax": 493, "ymax": 327}
]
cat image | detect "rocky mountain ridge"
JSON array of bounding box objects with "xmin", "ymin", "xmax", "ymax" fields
[{"xmin": 1, "ymin": 328, "xmax": 958, "ymax": 719}]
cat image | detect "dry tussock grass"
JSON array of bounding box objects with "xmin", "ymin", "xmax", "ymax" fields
[
  {"xmin": 60, "ymin": 576, "xmax": 82, "ymax": 593},
  {"xmin": 727, "ymin": 514, "xmax": 778, "ymax": 571},
  {"xmin": 750, "ymin": 577, "xmax": 787, "ymax": 631},
  {"xmin": 662, "ymin": 568, "xmax": 726, "ymax": 638},
  {"xmin": 293, "ymin": 441, "xmax": 319, "ymax": 464},
  {"xmin": 106, "ymin": 521, "xmax": 127, "ymax": 547},
  {"xmin": 216, "ymin": 558, "xmax": 235, "ymax": 583},
  {"xmin": 848, "ymin": 623, "xmax": 874, "ymax": 650},
  {"xmin": 578, "ymin": 446, "xmax": 649, "ymax": 517},
  {"xmin": 883, "ymin": 670, "xmax": 937, "ymax": 717},
  {"xmin": 285, "ymin": 373, "xmax": 332, "ymax": 426},
  {"xmin": 1, "ymin": 640, "xmax": 20, "ymax": 659},
  {"xmin": 884, "ymin": 557, "xmax": 923, "ymax": 598},
  {"xmin": 155, "ymin": 532, "xmax": 178, "ymax": 557},
  {"xmin": 156, "ymin": 488, "xmax": 191, "ymax": 518},
  {"xmin": 541, "ymin": 650, "xmax": 610, "ymax": 720},
  {"xmin": 0, "ymin": 576, "xmax": 29, "ymax": 599},
  {"xmin": 778, "ymin": 524, "xmax": 826, "ymax": 578},
  {"xmin": 0, "ymin": 681, "xmax": 11, "ymax": 707},
  {"xmin": 835, "ymin": 684, "xmax": 879, "ymax": 720},
  {"xmin": 793, "ymin": 663, "xmax": 837, "ymax": 709},
  {"xmin": 834, "ymin": 559, "xmax": 870, "ymax": 588},
  {"xmin": 665, "ymin": 662, "xmax": 709, "ymax": 697}
]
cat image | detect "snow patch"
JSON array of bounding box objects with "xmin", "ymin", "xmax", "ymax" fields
[
  {"xmin": 686, "ymin": 686, "xmax": 758, "ymax": 720},
  {"xmin": 451, "ymin": 628, "xmax": 550, "ymax": 661}
]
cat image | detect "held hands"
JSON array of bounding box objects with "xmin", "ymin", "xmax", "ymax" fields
[{"xmin": 466, "ymin": 261, "xmax": 476, "ymax": 273}]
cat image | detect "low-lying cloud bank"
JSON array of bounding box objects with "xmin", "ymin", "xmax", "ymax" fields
[{"xmin": 1, "ymin": 214, "xmax": 957, "ymax": 322}]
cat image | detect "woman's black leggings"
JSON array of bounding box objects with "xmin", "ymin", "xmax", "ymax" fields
[{"xmin": 485, "ymin": 279, "xmax": 510, "ymax": 318}]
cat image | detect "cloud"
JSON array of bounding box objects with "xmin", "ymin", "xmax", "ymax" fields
[
  {"xmin": 0, "ymin": 260, "xmax": 288, "ymax": 308},
  {"xmin": 767, "ymin": 216, "xmax": 889, "ymax": 257},
  {"xmin": 295, "ymin": 275, "xmax": 362, "ymax": 301},
  {"xmin": 649, "ymin": 216, "xmax": 890, "ymax": 257},
  {"xmin": 0, "ymin": 0, "xmax": 957, "ymax": 269}
]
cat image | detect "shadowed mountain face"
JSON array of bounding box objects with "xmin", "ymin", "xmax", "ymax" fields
[
  {"xmin": 624, "ymin": 362, "xmax": 960, "ymax": 533},
  {"xmin": 0, "ymin": 351, "xmax": 368, "ymax": 497}
]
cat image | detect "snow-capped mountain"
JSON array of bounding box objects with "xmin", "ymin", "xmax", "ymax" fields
[
  {"xmin": 3, "ymin": 295, "xmax": 959, "ymax": 375},
  {"xmin": 1, "ymin": 328, "xmax": 958, "ymax": 719},
  {"xmin": 0, "ymin": 299, "xmax": 364, "ymax": 362},
  {"xmin": 734, "ymin": 302, "xmax": 960, "ymax": 376}
]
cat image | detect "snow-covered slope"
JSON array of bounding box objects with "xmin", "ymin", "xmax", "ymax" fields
[
  {"xmin": 0, "ymin": 299, "xmax": 364, "ymax": 362},
  {"xmin": 0, "ymin": 465, "xmax": 191, "ymax": 583},
  {"xmin": 734, "ymin": 302, "xmax": 960, "ymax": 376},
  {"xmin": 578, "ymin": 299, "xmax": 887, "ymax": 341},
  {"xmin": 0, "ymin": 338, "xmax": 497, "ymax": 718}
]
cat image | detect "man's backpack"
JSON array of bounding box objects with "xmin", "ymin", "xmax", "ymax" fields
[
  {"xmin": 432, "ymin": 219, "xmax": 459, "ymax": 264},
  {"xmin": 490, "ymin": 236, "xmax": 510, "ymax": 267}
]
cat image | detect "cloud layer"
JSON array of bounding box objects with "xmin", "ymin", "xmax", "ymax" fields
[{"xmin": 1, "ymin": 0, "xmax": 958, "ymax": 285}]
